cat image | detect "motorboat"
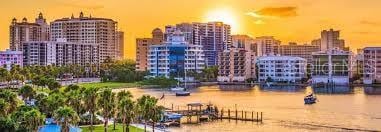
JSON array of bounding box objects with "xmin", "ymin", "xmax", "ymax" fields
[
  {"xmin": 175, "ymin": 91, "xmax": 190, "ymax": 96},
  {"xmin": 170, "ymin": 86, "xmax": 185, "ymax": 91},
  {"xmin": 304, "ymin": 93, "xmax": 317, "ymax": 104}
]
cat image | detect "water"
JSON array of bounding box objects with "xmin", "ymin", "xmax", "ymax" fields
[{"xmin": 114, "ymin": 85, "xmax": 381, "ymax": 131}]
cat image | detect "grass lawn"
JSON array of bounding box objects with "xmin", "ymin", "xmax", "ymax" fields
[
  {"xmin": 80, "ymin": 124, "xmax": 143, "ymax": 132},
  {"xmin": 78, "ymin": 82, "xmax": 140, "ymax": 89}
]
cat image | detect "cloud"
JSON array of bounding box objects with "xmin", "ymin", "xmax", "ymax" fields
[
  {"xmin": 250, "ymin": 6, "xmax": 298, "ymax": 18},
  {"xmin": 360, "ymin": 20, "xmax": 381, "ymax": 26},
  {"xmin": 51, "ymin": 0, "xmax": 104, "ymax": 10}
]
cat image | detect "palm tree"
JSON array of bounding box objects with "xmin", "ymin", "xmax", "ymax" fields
[
  {"xmin": 47, "ymin": 79, "xmax": 61, "ymax": 91},
  {"xmin": 18, "ymin": 85, "xmax": 36, "ymax": 102},
  {"xmin": 54, "ymin": 106, "xmax": 80, "ymax": 132},
  {"xmin": 0, "ymin": 90, "xmax": 18, "ymax": 114},
  {"xmin": 0, "ymin": 99, "xmax": 9, "ymax": 116},
  {"xmin": 0, "ymin": 68, "xmax": 8, "ymax": 84},
  {"xmin": 136, "ymin": 95, "xmax": 160, "ymax": 132},
  {"xmin": 66, "ymin": 88, "xmax": 83, "ymax": 116},
  {"xmin": 23, "ymin": 109, "xmax": 45, "ymax": 132},
  {"xmin": 98, "ymin": 88, "xmax": 115, "ymax": 132},
  {"xmin": 117, "ymin": 90, "xmax": 134, "ymax": 132},
  {"xmin": 83, "ymin": 87, "xmax": 99, "ymax": 132}
]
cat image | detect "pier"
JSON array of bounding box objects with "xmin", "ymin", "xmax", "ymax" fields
[{"xmin": 166, "ymin": 103, "xmax": 263, "ymax": 123}]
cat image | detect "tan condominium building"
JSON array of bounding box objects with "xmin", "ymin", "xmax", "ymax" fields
[
  {"xmin": 253, "ymin": 36, "xmax": 281, "ymax": 56},
  {"xmin": 136, "ymin": 28, "xmax": 164, "ymax": 71},
  {"xmin": 363, "ymin": 47, "xmax": 381, "ymax": 84},
  {"xmin": 10, "ymin": 13, "xmax": 50, "ymax": 51},
  {"xmin": 50, "ymin": 12, "xmax": 123, "ymax": 62},
  {"xmin": 218, "ymin": 35, "xmax": 256, "ymax": 82},
  {"xmin": 274, "ymin": 42, "xmax": 320, "ymax": 63}
]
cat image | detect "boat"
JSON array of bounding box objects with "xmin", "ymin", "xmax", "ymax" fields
[
  {"xmin": 175, "ymin": 91, "xmax": 190, "ymax": 96},
  {"xmin": 304, "ymin": 93, "xmax": 317, "ymax": 104},
  {"xmin": 170, "ymin": 86, "xmax": 185, "ymax": 91}
]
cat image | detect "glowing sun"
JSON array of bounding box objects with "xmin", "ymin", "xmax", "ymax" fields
[{"xmin": 204, "ymin": 8, "xmax": 239, "ymax": 33}]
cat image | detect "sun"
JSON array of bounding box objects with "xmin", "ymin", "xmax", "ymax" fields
[{"xmin": 204, "ymin": 8, "xmax": 239, "ymax": 33}]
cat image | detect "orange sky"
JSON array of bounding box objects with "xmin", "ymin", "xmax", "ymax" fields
[{"xmin": 0, "ymin": 0, "xmax": 381, "ymax": 59}]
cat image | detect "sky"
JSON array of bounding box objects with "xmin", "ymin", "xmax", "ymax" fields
[{"xmin": 0, "ymin": 0, "xmax": 381, "ymax": 59}]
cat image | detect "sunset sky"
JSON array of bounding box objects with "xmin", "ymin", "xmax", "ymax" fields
[{"xmin": 0, "ymin": 0, "xmax": 381, "ymax": 59}]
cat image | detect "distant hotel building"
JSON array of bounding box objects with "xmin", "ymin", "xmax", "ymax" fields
[
  {"xmin": 165, "ymin": 23, "xmax": 194, "ymax": 44},
  {"xmin": 274, "ymin": 42, "xmax": 320, "ymax": 63},
  {"xmin": 136, "ymin": 28, "xmax": 164, "ymax": 71},
  {"xmin": 10, "ymin": 13, "xmax": 49, "ymax": 51},
  {"xmin": 147, "ymin": 31, "xmax": 205, "ymax": 80},
  {"xmin": 217, "ymin": 35, "xmax": 256, "ymax": 82},
  {"xmin": 312, "ymin": 29, "xmax": 346, "ymax": 51},
  {"xmin": 257, "ymin": 56, "xmax": 307, "ymax": 83},
  {"xmin": 22, "ymin": 41, "xmax": 99, "ymax": 68},
  {"xmin": 50, "ymin": 12, "xmax": 123, "ymax": 62},
  {"xmin": 363, "ymin": 47, "xmax": 381, "ymax": 84},
  {"xmin": 253, "ymin": 36, "xmax": 281, "ymax": 56},
  {"xmin": 311, "ymin": 48, "xmax": 353, "ymax": 85},
  {"xmin": 116, "ymin": 31, "xmax": 125, "ymax": 60},
  {"xmin": 0, "ymin": 49, "xmax": 23, "ymax": 70}
]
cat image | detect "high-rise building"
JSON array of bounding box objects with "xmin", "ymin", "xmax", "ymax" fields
[
  {"xmin": 165, "ymin": 23, "xmax": 193, "ymax": 44},
  {"xmin": 147, "ymin": 30, "xmax": 205, "ymax": 81},
  {"xmin": 22, "ymin": 41, "xmax": 56, "ymax": 66},
  {"xmin": 0, "ymin": 49, "xmax": 23, "ymax": 70},
  {"xmin": 254, "ymin": 36, "xmax": 281, "ymax": 56},
  {"xmin": 50, "ymin": 12, "xmax": 121, "ymax": 62},
  {"xmin": 318, "ymin": 29, "xmax": 345, "ymax": 51},
  {"xmin": 217, "ymin": 35, "xmax": 256, "ymax": 82},
  {"xmin": 116, "ymin": 31, "xmax": 124, "ymax": 60},
  {"xmin": 274, "ymin": 42, "xmax": 320, "ymax": 63},
  {"xmin": 192, "ymin": 22, "xmax": 232, "ymax": 66},
  {"xmin": 311, "ymin": 48, "xmax": 353, "ymax": 85},
  {"xmin": 136, "ymin": 28, "xmax": 164, "ymax": 71},
  {"xmin": 9, "ymin": 13, "xmax": 49, "ymax": 51},
  {"xmin": 22, "ymin": 41, "xmax": 99, "ymax": 68},
  {"xmin": 363, "ymin": 47, "xmax": 381, "ymax": 84},
  {"xmin": 257, "ymin": 56, "xmax": 307, "ymax": 83}
]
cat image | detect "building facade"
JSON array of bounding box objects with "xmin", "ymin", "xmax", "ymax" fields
[
  {"xmin": 218, "ymin": 35, "xmax": 256, "ymax": 82},
  {"xmin": 363, "ymin": 47, "xmax": 381, "ymax": 84},
  {"xmin": 9, "ymin": 13, "xmax": 49, "ymax": 51},
  {"xmin": 165, "ymin": 23, "xmax": 193, "ymax": 44},
  {"xmin": 22, "ymin": 41, "xmax": 99, "ymax": 68},
  {"xmin": 254, "ymin": 36, "xmax": 281, "ymax": 56},
  {"xmin": 136, "ymin": 28, "xmax": 164, "ymax": 71},
  {"xmin": 50, "ymin": 12, "xmax": 121, "ymax": 62},
  {"xmin": 0, "ymin": 49, "xmax": 23, "ymax": 70},
  {"xmin": 192, "ymin": 22, "xmax": 232, "ymax": 66},
  {"xmin": 257, "ymin": 56, "xmax": 307, "ymax": 83},
  {"xmin": 274, "ymin": 42, "xmax": 320, "ymax": 63},
  {"xmin": 311, "ymin": 48, "xmax": 353, "ymax": 85},
  {"xmin": 116, "ymin": 31, "xmax": 124, "ymax": 60},
  {"xmin": 147, "ymin": 31, "xmax": 205, "ymax": 80},
  {"xmin": 315, "ymin": 29, "xmax": 346, "ymax": 51}
]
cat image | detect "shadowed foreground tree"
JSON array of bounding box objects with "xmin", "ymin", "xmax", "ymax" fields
[
  {"xmin": 117, "ymin": 90, "xmax": 134, "ymax": 132},
  {"xmin": 83, "ymin": 87, "xmax": 99, "ymax": 132},
  {"xmin": 54, "ymin": 106, "xmax": 80, "ymax": 132},
  {"xmin": 98, "ymin": 88, "xmax": 115, "ymax": 132}
]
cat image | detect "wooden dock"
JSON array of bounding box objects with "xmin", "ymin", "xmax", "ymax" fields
[{"xmin": 166, "ymin": 103, "xmax": 263, "ymax": 123}]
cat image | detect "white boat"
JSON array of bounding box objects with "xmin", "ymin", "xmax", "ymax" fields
[{"xmin": 170, "ymin": 86, "xmax": 185, "ymax": 91}]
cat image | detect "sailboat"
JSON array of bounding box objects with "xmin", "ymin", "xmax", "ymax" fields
[{"xmin": 176, "ymin": 68, "xmax": 190, "ymax": 96}]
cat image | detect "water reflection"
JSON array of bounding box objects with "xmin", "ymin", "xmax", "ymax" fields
[{"xmin": 312, "ymin": 86, "xmax": 353, "ymax": 94}]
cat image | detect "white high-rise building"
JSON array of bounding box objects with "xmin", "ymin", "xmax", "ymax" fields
[
  {"xmin": 50, "ymin": 12, "xmax": 121, "ymax": 62},
  {"xmin": 257, "ymin": 55, "xmax": 307, "ymax": 83},
  {"xmin": 0, "ymin": 49, "xmax": 23, "ymax": 70},
  {"xmin": 147, "ymin": 30, "xmax": 205, "ymax": 81}
]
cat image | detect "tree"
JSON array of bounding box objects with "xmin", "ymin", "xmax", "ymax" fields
[
  {"xmin": 18, "ymin": 85, "xmax": 36, "ymax": 102},
  {"xmin": 83, "ymin": 87, "xmax": 99, "ymax": 132},
  {"xmin": 117, "ymin": 90, "xmax": 134, "ymax": 132},
  {"xmin": 47, "ymin": 79, "xmax": 61, "ymax": 91},
  {"xmin": 23, "ymin": 109, "xmax": 45, "ymax": 132},
  {"xmin": 0, "ymin": 90, "xmax": 19, "ymax": 114},
  {"xmin": 98, "ymin": 88, "xmax": 115, "ymax": 132},
  {"xmin": 0, "ymin": 115, "xmax": 17, "ymax": 132},
  {"xmin": 0, "ymin": 99, "xmax": 9, "ymax": 116},
  {"xmin": 136, "ymin": 95, "xmax": 160, "ymax": 132},
  {"xmin": 54, "ymin": 106, "xmax": 80, "ymax": 132},
  {"xmin": 65, "ymin": 88, "xmax": 83, "ymax": 116},
  {"xmin": 46, "ymin": 93, "xmax": 65, "ymax": 116}
]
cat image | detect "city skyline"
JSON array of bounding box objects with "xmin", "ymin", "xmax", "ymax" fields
[{"xmin": 1, "ymin": 0, "xmax": 381, "ymax": 59}]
